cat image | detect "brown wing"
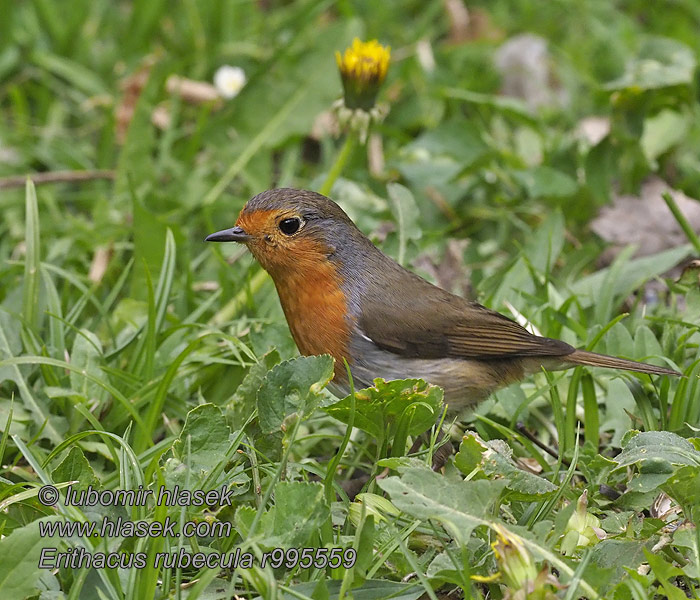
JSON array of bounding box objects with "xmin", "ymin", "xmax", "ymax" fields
[{"xmin": 359, "ymin": 291, "xmax": 574, "ymax": 361}]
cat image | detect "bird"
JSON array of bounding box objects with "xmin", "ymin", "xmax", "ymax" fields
[{"xmin": 206, "ymin": 188, "xmax": 680, "ymax": 412}]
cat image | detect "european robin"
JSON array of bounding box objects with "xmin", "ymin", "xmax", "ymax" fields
[{"xmin": 206, "ymin": 188, "xmax": 680, "ymax": 411}]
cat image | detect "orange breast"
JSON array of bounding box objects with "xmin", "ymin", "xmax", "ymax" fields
[{"xmin": 270, "ymin": 250, "xmax": 352, "ymax": 381}]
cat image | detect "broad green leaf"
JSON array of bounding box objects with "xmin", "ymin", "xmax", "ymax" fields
[
  {"xmin": 604, "ymin": 37, "xmax": 696, "ymax": 91},
  {"xmin": 354, "ymin": 513, "xmax": 377, "ymax": 582},
  {"xmin": 0, "ymin": 518, "xmax": 62, "ymax": 599},
  {"xmin": 172, "ymin": 403, "xmax": 233, "ymax": 476},
  {"xmin": 378, "ymin": 466, "xmax": 505, "ymax": 545},
  {"xmin": 402, "ymin": 120, "xmax": 488, "ymax": 168},
  {"xmin": 586, "ymin": 539, "xmax": 648, "ymax": 591},
  {"xmin": 454, "ymin": 434, "xmax": 487, "ymax": 476},
  {"xmin": 427, "ymin": 551, "xmax": 467, "ymax": 588},
  {"xmin": 455, "ymin": 435, "xmax": 557, "ymax": 500},
  {"xmin": 614, "ymin": 431, "xmax": 700, "ymax": 495},
  {"xmin": 599, "ymin": 379, "xmax": 637, "ymax": 446},
  {"xmin": 645, "ymin": 549, "xmax": 687, "ymax": 600},
  {"xmin": 349, "ymin": 494, "xmax": 400, "ymax": 529},
  {"xmin": 249, "ymin": 323, "xmax": 297, "ymax": 361},
  {"xmin": 513, "ymin": 166, "xmax": 578, "ymax": 199},
  {"xmin": 51, "ymin": 446, "xmax": 99, "ymax": 492},
  {"xmin": 633, "ymin": 325, "xmax": 664, "ymax": 362},
  {"xmin": 271, "ymin": 481, "xmax": 329, "ymax": 547},
  {"xmin": 234, "ymin": 482, "xmax": 330, "ymax": 548},
  {"xmin": 641, "ymin": 109, "xmax": 689, "ymax": 162},
  {"xmin": 226, "ymin": 349, "xmax": 280, "ymax": 429},
  {"xmin": 523, "ymin": 209, "xmax": 566, "ymax": 273},
  {"xmin": 0, "ymin": 397, "xmax": 29, "ymax": 439},
  {"xmin": 69, "ymin": 330, "xmax": 108, "ymax": 404},
  {"xmin": 571, "ymin": 245, "xmax": 692, "ymax": 308},
  {"xmin": 378, "ymin": 466, "xmax": 598, "ymax": 595},
  {"xmin": 324, "ymin": 378, "xmax": 443, "ymax": 443},
  {"xmin": 257, "ymin": 355, "xmax": 334, "ymax": 434},
  {"xmin": 311, "ymin": 579, "xmax": 329, "ymax": 600},
  {"xmin": 482, "ymin": 447, "xmax": 557, "ymax": 500},
  {"xmin": 395, "ymin": 154, "xmax": 462, "ymax": 189},
  {"xmin": 585, "ymin": 137, "xmax": 614, "ymax": 204},
  {"xmin": 614, "ymin": 430, "xmax": 700, "ymax": 471},
  {"xmin": 234, "ymin": 505, "xmax": 258, "ymax": 540},
  {"xmin": 661, "ymin": 465, "xmax": 700, "ymax": 515}
]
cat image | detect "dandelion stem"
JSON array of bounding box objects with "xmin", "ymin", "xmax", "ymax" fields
[
  {"xmin": 319, "ymin": 134, "xmax": 357, "ymax": 196},
  {"xmin": 662, "ymin": 192, "xmax": 700, "ymax": 254}
]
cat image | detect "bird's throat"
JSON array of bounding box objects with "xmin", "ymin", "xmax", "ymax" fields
[{"xmin": 270, "ymin": 258, "xmax": 352, "ymax": 381}]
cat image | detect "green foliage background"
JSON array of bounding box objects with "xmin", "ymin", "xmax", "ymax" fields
[{"xmin": 0, "ymin": 1, "xmax": 699, "ymax": 598}]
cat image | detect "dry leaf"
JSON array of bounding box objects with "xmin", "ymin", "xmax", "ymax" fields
[
  {"xmin": 166, "ymin": 75, "xmax": 223, "ymax": 107},
  {"xmin": 444, "ymin": 0, "xmax": 470, "ymax": 44},
  {"xmin": 591, "ymin": 177, "xmax": 700, "ymax": 262},
  {"xmin": 151, "ymin": 103, "xmax": 172, "ymax": 130},
  {"xmin": 415, "ymin": 39, "xmax": 436, "ymax": 74},
  {"xmin": 115, "ymin": 57, "xmax": 156, "ymax": 144},
  {"xmin": 192, "ymin": 281, "xmax": 219, "ymax": 292},
  {"xmin": 88, "ymin": 245, "xmax": 113, "ymax": 284}
]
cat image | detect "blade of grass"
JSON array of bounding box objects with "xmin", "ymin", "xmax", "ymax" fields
[
  {"xmin": 127, "ymin": 259, "xmax": 156, "ymax": 380},
  {"xmin": 544, "ymin": 367, "xmax": 570, "ymax": 457},
  {"xmin": 594, "ymin": 246, "xmax": 636, "ymax": 326},
  {"xmin": 209, "ymin": 267, "xmax": 269, "ymax": 326},
  {"xmin": 0, "ymin": 356, "xmax": 146, "ymax": 433},
  {"xmin": 22, "ymin": 180, "xmax": 40, "ymax": 331},
  {"xmin": 0, "ymin": 317, "xmax": 62, "ymax": 444},
  {"xmin": 40, "ymin": 268, "xmax": 66, "ymax": 355},
  {"xmin": 581, "ymin": 373, "xmax": 599, "ymax": 450},
  {"xmin": 202, "ymin": 85, "xmax": 308, "ymax": 206},
  {"xmin": 529, "ymin": 428, "xmax": 581, "ymax": 526},
  {"xmin": 0, "ymin": 397, "xmax": 13, "ymax": 467},
  {"xmin": 12, "ymin": 434, "xmax": 123, "ymax": 600},
  {"xmin": 627, "ymin": 380, "xmax": 658, "ymax": 431},
  {"xmin": 138, "ymin": 332, "xmax": 218, "ymax": 453}
]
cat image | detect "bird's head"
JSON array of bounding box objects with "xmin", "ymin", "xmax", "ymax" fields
[{"xmin": 205, "ymin": 188, "xmax": 358, "ymax": 276}]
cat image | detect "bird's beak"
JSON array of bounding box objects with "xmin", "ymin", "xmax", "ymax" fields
[{"xmin": 205, "ymin": 226, "xmax": 251, "ymax": 243}]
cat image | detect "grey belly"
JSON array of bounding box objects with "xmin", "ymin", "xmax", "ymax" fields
[{"xmin": 331, "ymin": 336, "xmax": 528, "ymax": 412}]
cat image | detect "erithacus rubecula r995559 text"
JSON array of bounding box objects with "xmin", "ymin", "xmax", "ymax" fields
[{"xmin": 206, "ymin": 188, "xmax": 680, "ymax": 412}]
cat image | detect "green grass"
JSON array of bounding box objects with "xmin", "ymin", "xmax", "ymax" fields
[{"xmin": 1, "ymin": 1, "xmax": 700, "ymax": 598}]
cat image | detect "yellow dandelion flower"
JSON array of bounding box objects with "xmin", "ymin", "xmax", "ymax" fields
[
  {"xmin": 491, "ymin": 524, "xmax": 539, "ymax": 590},
  {"xmin": 487, "ymin": 525, "xmax": 562, "ymax": 599},
  {"xmin": 335, "ymin": 38, "xmax": 390, "ymax": 110}
]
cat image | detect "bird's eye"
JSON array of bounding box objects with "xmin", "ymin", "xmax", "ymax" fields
[{"xmin": 279, "ymin": 217, "xmax": 302, "ymax": 236}]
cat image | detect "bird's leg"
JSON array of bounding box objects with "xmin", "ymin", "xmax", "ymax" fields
[
  {"xmin": 431, "ymin": 428, "xmax": 453, "ymax": 471},
  {"xmin": 408, "ymin": 427, "xmax": 453, "ymax": 471}
]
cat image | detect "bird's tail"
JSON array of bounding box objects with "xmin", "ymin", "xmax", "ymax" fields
[{"xmin": 565, "ymin": 350, "xmax": 681, "ymax": 376}]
